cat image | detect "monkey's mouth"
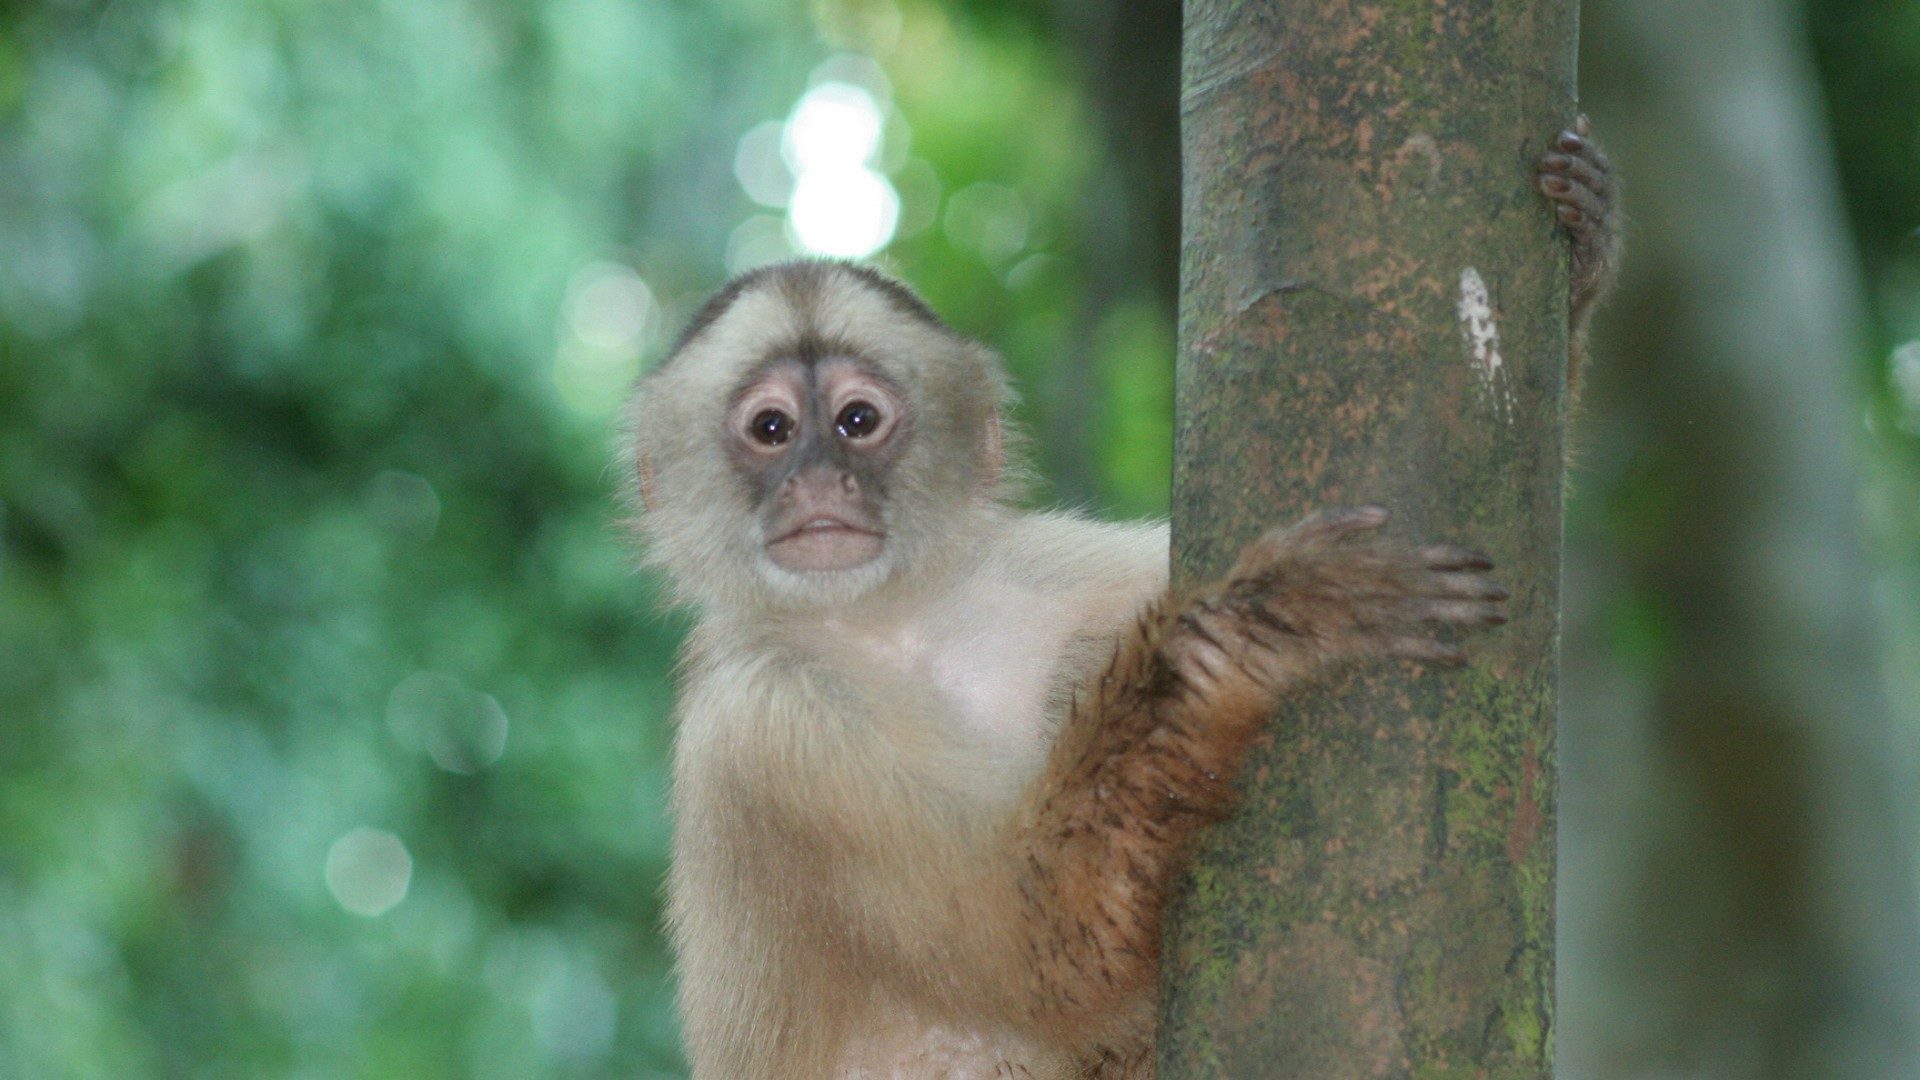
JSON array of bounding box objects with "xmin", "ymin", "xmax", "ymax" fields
[{"xmin": 766, "ymin": 517, "xmax": 885, "ymax": 573}]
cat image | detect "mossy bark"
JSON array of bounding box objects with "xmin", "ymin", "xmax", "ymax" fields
[{"xmin": 1160, "ymin": 1, "xmax": 1576, "ymax": 1075}]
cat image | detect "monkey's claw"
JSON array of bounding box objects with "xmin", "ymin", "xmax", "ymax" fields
[{"xmin": 1535, "ymin": 114, "xmax": 1620, "ymax": 309}]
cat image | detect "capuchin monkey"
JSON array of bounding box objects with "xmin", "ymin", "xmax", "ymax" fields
[{"xmin": 626, "ymin": 124, "xmax": 1615, "ymax": 1079}]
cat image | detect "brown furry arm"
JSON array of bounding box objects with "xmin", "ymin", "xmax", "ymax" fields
[{"xmin": 1001, "ymin": 507, "xmax": 1507, "ymax": 1047}]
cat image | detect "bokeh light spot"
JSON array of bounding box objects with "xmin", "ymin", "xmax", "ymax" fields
[
  {"xmin": 737, "ymin": 65, "xmax": 904, "ymax": 260},
  {"xmin": 555, "ymin": 262, "xmax": 656, "ymax": 415},
  {"xmin": 782, "ymin": 82, "xmax": 884, "ymax": 174},
  {"xmin": 1893, "ymin": 340, "xmax": 1920, "ymax": 432},
  {"xmin": 387, "ymin": 671, "xmax": 509, "ymax": 774},
  {"xmin": 944, "ymin": 182, "xmax": 1030, "ymax": 265},
  {"xmin": 564, "ymin": 262, "xmax": 656, "ymax": 354},
  {"xmin": 532, "ymin": 957, "xmax": 618, "ymax": 1066},
  {"xmin": 365, "ymin": 470, "xmax": 440, "ymax": 544},
  {"xmin": 789, "ymin": 167, "xmax": 899, "ymax": 259},
  {"xmin": 733, "ymin": 120, "xmax": 793, "ymax": 209},
  {"xmin": 325, "ymin": 829, "xmax": 412, "ymax": 917}
]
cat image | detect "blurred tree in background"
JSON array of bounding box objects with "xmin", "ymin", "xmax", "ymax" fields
[
  {"xmin": 1559, "ymin": 0, "xmax": 1920, "ymax": 1075},
  {"xmin": 0, "ymin": 0, "xmax": 1916, "ymax": 1077}
]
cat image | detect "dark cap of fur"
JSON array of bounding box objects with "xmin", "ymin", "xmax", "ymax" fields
[{"xmin": 658, "ymin": 259, "xmax": 951, "ymax": 368}]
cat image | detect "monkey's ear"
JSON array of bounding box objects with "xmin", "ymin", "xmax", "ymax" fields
[{"xmin": 636, "ymin": 454, "xmax": 660, "ymax": 511}]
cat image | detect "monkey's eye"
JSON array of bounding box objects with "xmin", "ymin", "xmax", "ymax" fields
[
  {"xmin": 835, "ymin": 401, "xmax": 882, "ymax": 439},
  {"xmin": 748, "ymin": 409, "xmax": 794, "ymax": 446}
]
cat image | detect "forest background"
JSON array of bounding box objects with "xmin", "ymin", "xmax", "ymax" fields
[{"xmin": 2, "ymin": 0, "xmax": 1917, "ymax": 1076}]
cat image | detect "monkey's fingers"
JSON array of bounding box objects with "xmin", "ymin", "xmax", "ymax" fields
[
  {"xmin": 1538, "ymin": 171, "xmax": 1609, "ymax": 228},
  {"xmin": 1538, "ymin": 152, "xmax": 1609, "ymax": 197},
  {"xmin": 1308, "ymin": 571, "xmax": 1502, "ymax": 608},
  {"xmin": 1415, "ymin": 598, "xmax": 1509, "ymax": 627},
  {"xmin": 1231, "ymin": 505, "xmax": 1388, "ymax": 576},
  {"xmin": 1557, "ymin": 121, "xmax": 1612, "ymax": 175},
  {"xmin": 1284, "ymin": 505, "xmax": 1389, "ymax": 547},
  {"xmin": 1418, "ymin": 544, "xmax": 1495, "ymax": 572},
  {"xmin": 1536, "ymin": 123, "xmax": 1617, "ymax": 243},
  {"xmin": 1372, "ymin": 601, "xmax": 1501, "ymax": 669},
  {"xmin": 1538, "ymin": 125, "xmax": 1622, "ymax": 320},
  {"xmin": 1369, "ymin": 547, "xmax": 1506, "ymax": 595},
  {"xmin": 1386, "ymin": 637, "xmax": 1469, "ymax": 667},
  {"xmin": 1307, "ymin": 551, "xmax": 1505, "ymax": 603},
  {"xmin": 1423, "ymin": 572, "xmax": 1510, "ymax": 603},
  {"xmin": 1347, "ymin": 592, "xmax": 1505, "ymax": 635}
]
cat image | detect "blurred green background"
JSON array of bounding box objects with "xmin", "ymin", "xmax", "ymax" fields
[{"xmin": 0, "ymin": 0, "xmax": 1915, "ymax": 1077}]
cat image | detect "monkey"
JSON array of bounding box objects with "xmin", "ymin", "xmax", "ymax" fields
[{"xmin": 625, "ymin": 125, "xmax": 1616, "ymax": 1079}]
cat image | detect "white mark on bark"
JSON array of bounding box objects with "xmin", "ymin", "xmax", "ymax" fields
[{"xmin": 1458, "ymin": 267, "xmax": 1512, "ymax": 421}]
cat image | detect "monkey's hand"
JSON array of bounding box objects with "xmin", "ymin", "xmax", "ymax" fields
[
  {"xmin": 1004, "ymin": 507, "xmax": 1503, "ymax": 1046},
  {"xmin": 1536, "ymin": 114, "xmax": 1620, "ymax": 401},
  {"xmin": 1194, "ymin": 504, "xmax": 1507, "ymax": 681}
]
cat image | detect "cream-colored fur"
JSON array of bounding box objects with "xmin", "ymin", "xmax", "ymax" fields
[{"xmin": 666, "ymin": 511, "xmax": 1165, "ymax": 1079}]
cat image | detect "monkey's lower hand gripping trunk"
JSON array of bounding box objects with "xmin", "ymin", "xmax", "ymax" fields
[{"xmin": 1006, "ymin": 507, "xmax": 1507, "ymax": 1052}]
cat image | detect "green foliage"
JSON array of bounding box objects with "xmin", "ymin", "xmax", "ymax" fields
[{"xmin": 0, "ymin": 1, "xmax": 1168, "ymax": 1075}]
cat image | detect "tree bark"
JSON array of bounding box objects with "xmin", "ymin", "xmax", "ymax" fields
[{"xmin": 1161, "ymin": 1, "xmax": 1576, "ymax": 1075}]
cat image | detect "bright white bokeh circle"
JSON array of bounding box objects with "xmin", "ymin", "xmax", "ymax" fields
[
  {"xmin": 788, "ymin": 166, "xmax": 900, "ymax": 259},
  {"xmin": 782, "ymin": 82, "xmax": 884, "ymax": 174}
]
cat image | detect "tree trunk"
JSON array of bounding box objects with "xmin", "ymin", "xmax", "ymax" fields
[
  {"xmin": 1558, "ymin": 0, "xmax": 1920, "ymax": 1074},
  {"xmin": 1160, "ymin": 1, "xmax": 1576, "ymax": 1075}
]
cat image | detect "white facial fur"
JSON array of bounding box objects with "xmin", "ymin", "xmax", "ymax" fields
[{"xmin": 625, "ymin": 262, "xmax": 1016, "ymax": 614}]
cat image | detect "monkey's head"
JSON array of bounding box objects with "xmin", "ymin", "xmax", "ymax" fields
[{"xmin": 626, "ymin": 260, "xmax": 1016, "ymax": 611}]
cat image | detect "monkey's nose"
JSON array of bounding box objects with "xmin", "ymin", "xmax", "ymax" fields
[{"xmin": 783, "ymin": 466, "xmax": 859, "ymax": 501}]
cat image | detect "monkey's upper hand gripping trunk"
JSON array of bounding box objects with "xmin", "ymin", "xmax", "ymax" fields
[
  {"xmin": 1007, "ymin": 507, "xmax": 1508, "ymax": 1037},
  {"xmin": 1535, "ymin": 114, "xmax": 1620, "ymax": 405}
]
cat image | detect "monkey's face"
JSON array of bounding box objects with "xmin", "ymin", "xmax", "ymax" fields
[
  {"xmin": 726, "ymin": 356, "xmax": 907, "ymax": 575},
  {"xmin": 628, "ymin": 261, "xmax": 1010, "ymax": 612}
]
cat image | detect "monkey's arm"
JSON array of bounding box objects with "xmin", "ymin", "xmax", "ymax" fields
[
  {"xmin": 1000, "ymin": 507, "xmax": 1506, "ymax": 1040},
  {"xmin": 1536, "ymin": 114, "xmax": 1621, "ymax": 407}
]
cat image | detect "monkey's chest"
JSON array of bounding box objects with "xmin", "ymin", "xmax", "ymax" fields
[
  {"xmin": 848, "ymin": 596, "xmax": 1084, "ymax": 762},
  {"xmin": 839, "ymin": 1019, "xmax": 1066, "ymax": 1079},
  {"xmin": 923, "ymin": 639, "xmax": 1060, "ymax": 754}
]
